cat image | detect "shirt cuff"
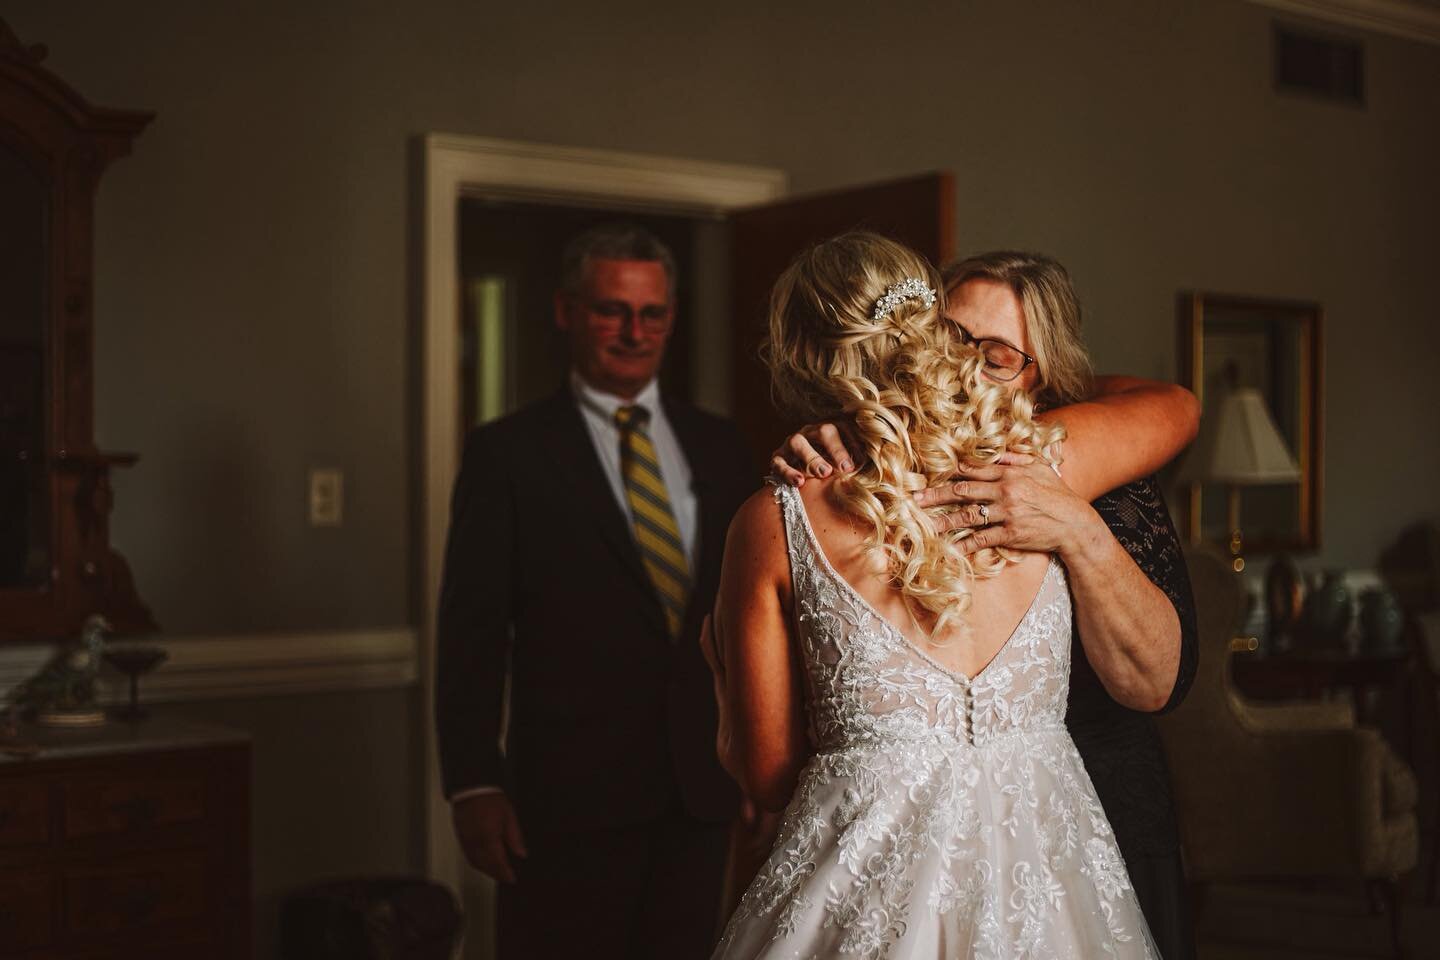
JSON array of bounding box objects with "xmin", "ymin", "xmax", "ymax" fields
[{"xmin": 449, "ymin": 785, "xmax": 505, "ymax": 804}]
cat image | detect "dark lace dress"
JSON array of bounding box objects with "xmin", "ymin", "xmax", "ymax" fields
[{"xmin": 1067, "ymin": 477, "xmax": 1199, "ymax": 960}]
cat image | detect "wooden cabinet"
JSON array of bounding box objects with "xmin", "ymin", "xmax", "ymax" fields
[
  {"xmin": 0, "ymin": 16, "xmax": 158, "ymax": 641},
  {"xmin": 0, "ymin": 720, "xmax": 249, "ymax": 959}
]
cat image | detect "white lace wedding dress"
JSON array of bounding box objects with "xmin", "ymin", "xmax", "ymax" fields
[{"xmin": 712, "ymin": 484, "xmax": 1158, "ymax": 960}]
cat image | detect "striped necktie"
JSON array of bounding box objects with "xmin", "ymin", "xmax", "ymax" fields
[{"xmin": 614, "ymin": 404, "xmax": 691, "ymax": 640}]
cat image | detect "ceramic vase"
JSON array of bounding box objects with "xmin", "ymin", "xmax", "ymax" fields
[
  {"xmin": 1359, "ymin": 588, "xmax": 1405, "ymax": 654},
  {"xmin": 1302, "ymin": 571, "xmax": 1352, "ymax": 648}
]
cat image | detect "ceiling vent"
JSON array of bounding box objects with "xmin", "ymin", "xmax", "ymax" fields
[{"xmin": 1274, "ymin": 23, "xmax": 1364, "ymax": 105}]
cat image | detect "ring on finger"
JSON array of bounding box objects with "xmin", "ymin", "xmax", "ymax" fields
[{"xmin": 978, "ymin": 503, "xmax": 990, "ymax": 523}]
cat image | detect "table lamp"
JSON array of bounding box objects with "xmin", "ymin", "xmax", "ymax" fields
[{"xmin": 1179, "ymin": 386, "xmax": 1301, "ymax": 572}]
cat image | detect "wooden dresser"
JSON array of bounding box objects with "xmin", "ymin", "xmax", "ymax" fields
[{"xmin": 0, "ymin": 718, "xmax": 250, "ymax": 959}]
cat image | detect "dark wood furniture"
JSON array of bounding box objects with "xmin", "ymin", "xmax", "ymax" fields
[
  {"xmin": 1231, "ymin": 649, "xmax": 1413, "ymax": 711},
  {"xmin": 0, "ymin": 17, "xmax": 156, "ymax": 641},
  {"xmin": 0, "ymin": 718, "xmax": 250, "ymax": 958}
]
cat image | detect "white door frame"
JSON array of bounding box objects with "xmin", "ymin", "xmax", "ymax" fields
[{"xmin": 419, "ymin": 134, "xmax": 786, "ymax": 894}]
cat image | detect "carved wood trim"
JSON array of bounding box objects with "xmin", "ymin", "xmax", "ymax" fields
[{"xmin": 0, "ymin": 18, "xmax": 156, "ymax": 641}]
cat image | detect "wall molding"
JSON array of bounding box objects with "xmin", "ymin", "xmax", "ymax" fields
[
  {"xmin": 0, "ymin": 628, "xmax": 417, "ymax": 706},
  {"xmin": 1248, "ymin": 0, "xmax": 1440, "ymax": 45},
  {"xmin": 427, "ymin": 134, "xmax": 788, "ymax": 214}
]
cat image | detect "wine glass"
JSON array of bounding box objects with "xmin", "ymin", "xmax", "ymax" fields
[{"xmin": 102, "ymin": 646, "xmax": 168, "ymax": 721}]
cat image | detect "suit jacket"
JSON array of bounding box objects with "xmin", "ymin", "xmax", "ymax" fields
[
  {"xmin": 1067, "ymin": 476, "xmax": 1199, "ymax": 860},
  {"xmin": 435, "ymin": 386, "xmax": 757, "ymax": 835}
]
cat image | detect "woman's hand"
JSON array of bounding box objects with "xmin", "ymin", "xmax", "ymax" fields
[
  {"xmin": 915, "ymin": 454, "xmax": 1106, "ymax": 558},
  {"xmin": 769, "ymin": 423, "xmax": 858, "ymax": 486}
]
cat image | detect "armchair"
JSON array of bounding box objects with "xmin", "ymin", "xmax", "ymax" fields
[{"xmin": 1157, "ymin": 549, "xmax": 1419, "ymax": 955}]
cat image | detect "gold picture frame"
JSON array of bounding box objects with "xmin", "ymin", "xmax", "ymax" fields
[{"xmin": 1177, "ymin": 292, "xmax": 1324, "ymax": 552}]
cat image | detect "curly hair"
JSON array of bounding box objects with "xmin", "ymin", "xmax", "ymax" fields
[{"xmin": 766, "ymin": 232, "xmax": 1064, "ymax": 639}]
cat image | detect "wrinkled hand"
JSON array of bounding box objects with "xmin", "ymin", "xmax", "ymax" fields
[
  {"xmin": 769, "ymin": 422, "xmax": 860, "ymax": 486},
  {"xmin": 913, "ymin": 454, "xmax": 1102, "ymax": 557},
  {"xmin": 452, "ymin": 792, "xmax": 528, "ymax": 884}
]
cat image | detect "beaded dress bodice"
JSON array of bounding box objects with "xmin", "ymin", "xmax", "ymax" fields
[{"xmin": 779, "ymin": 482, "xmax": 1074, "ymax": 754}]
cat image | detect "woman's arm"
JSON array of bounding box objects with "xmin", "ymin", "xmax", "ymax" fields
[
  {"xmin": 710, "ymin": 492, "xmax": 809, "ymax": 812},
  {"xmin": 760, "ymin": 378, "xmax": 1198, "ymax": 712},
  {"xmin": 768, "ymin": 376, "xmax": 1198, "ymax": 501},
  {"xmin": 1037, "ymin": 376, "xmax": 1198, "ymax": 501}
]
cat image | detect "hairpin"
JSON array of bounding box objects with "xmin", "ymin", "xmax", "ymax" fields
[{"xmin": 872, "ymin": 278, "xmax": 936, "ymax": 321}]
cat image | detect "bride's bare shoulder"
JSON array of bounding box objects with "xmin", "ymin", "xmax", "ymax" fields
[
  {"xmin": 723, "ymin": 485, "xmax": 788, "ymax": 569},
  {"xmin": 796, "ymin": 475, "xmax": 863, "ymax": 533}
]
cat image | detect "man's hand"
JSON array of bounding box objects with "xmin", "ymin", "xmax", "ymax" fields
[
  {"xmin": 699, "ymin": 613, "xmax": 735, "ymax": 774},
  {"xmin": 705, "ymin": 618, "xmax": 783, "ymax": 868},
  {"xmin": 914, "ymin": 454, "xmax": 1106, "ymax": 559},
  {"xmin": 452, "ymin": 792, "xmax": 528, "ymax": 884},
  {"xmin": 770, "ymin": 423, "xmax": 858, "ymax": 486}
]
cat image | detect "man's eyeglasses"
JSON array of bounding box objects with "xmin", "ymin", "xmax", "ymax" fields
[
  {"xmin": 583, "ymin": 299, "xmax": 673, "ymax": 333},
  {"xmin": 955, "ymin": 324, "xmax": 1035, "ymax": 382}
]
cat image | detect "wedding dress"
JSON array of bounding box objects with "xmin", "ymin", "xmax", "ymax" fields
[{"xmin": 712, "ymin": 483, "xmax": 1158, "ymax": 960}]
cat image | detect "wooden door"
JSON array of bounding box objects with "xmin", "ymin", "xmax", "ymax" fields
[{"xmin": 728, "ymin": 173, "xmax": 955, "ymax": 464}]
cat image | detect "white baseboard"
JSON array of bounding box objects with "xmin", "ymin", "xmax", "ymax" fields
[{"xmin": 0, "ymin": 628, "xmax": 418, "ymax": 706}]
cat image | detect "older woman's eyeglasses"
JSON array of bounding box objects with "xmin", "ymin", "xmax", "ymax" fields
[{"xmin": 955, "ymin": 324, "xmax": 1035, "ymax": 382}]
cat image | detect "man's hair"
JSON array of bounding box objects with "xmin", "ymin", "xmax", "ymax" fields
[
  {"xmin": 559, "ymin": 223, "xmax": 677, "ymax": 301},
  {"xmin": 940, "ymin": 251, "xmax": 1093, "ymax": 409}
]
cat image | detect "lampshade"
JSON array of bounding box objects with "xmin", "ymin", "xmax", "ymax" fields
[{"xmin": 1178, "ymin": 387, "xmax": 1300, "ymax": 485}]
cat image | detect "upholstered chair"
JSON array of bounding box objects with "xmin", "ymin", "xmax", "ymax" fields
[{"xmin": 1158, "ymin": 548, "xmax": 1419, "ymax": 956}]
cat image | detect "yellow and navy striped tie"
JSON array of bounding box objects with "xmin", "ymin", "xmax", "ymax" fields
[{"xmin": 615, "ymin": 405, "xmax": 691, "ymax": 640}]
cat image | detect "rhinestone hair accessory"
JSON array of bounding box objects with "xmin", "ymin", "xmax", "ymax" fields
[{"xmin": 871, "ymin": 277, "xmax": 937, "ymax": 321}]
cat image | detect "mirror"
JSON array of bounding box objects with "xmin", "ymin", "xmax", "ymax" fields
[
  {"xmin": 0, "ymin": 141, "xmax": 48, "ymax": 588},
  {"xmin": 1177, "ymin": 292, "xmax": 1323, "ymax": 553}
]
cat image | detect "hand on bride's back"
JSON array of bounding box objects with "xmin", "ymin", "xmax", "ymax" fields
[
  {"xmin": 769, "ymin": 422, "xmax": 860, "ymax": 485},
  {"xmin": 913, "ymin": 454, "xmax": 1102, "ymax": 557},
  {"xmin": 452, "ymin": 792, "xmax": 528, "ymax": 884},
  {"xmin": 769, "ymin": 426, "xmax": 1101, "ymax": 559}
]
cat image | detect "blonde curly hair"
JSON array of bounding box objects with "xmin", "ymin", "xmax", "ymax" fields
[{"xmin": 766, "ymin": 232, "xmax": 1065, "ymax": 639}]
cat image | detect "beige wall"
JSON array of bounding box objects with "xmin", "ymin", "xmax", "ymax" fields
[{"xmin": 4, "ymin": 0, "xmax": 1437, "ymax": 953}]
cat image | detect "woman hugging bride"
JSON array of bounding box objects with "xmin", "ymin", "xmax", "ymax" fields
[{"xmin": 703, "ymin": 231, "xmax": 1176, "ymax": 960}]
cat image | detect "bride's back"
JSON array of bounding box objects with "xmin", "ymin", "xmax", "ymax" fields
[
  {"xmin": 795, "ymin": 476, "xmax": 1052, "ymax": 679},
  {"xmin": 764, "ymin": 230, "xmax": 1064, "ymax": 677}
]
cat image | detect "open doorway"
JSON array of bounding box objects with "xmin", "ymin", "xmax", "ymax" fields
[
  {"xmin": 457, "ymin": 199, "xmax": 726, "ymax": 431},
  {"xmin": 419, "ymin": 134, "xmax": 953, "ymax": 960}
]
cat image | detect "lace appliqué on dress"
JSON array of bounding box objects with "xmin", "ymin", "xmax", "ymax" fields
[{"xmin": 712, "ymin": 484, "xmax": 1158, "ymax": 960}]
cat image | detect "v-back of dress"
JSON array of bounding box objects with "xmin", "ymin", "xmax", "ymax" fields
[{"xmin": 712, "ymin": 483, "xmax": 1157, "ymax": 960}]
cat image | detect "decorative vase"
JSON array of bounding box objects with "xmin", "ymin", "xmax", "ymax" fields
[
  {"xmin": 1359, "ymin": 588, "xmax": 1405, "ymax": 655},
  {"xmin": 1302, "ymin": 571, "xmax": 1352, "ymax": 649},
  {"xmin": 1264, "ymin": 554, "xmax": 1306, "ymax": 655}
]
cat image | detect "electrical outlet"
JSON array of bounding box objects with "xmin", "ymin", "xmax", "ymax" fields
[{"xmin": 309, "ymin": 468, "xmax": 344, "ymax": 527}]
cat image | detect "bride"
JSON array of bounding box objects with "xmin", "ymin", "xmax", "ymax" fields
[{"xmin": 704, "ymin": 232, "xmax": 1181, "ymax": 959}]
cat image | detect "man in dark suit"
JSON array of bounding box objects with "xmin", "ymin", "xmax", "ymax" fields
[{"xmin": 435, "ymin": 223, "xmax": 756, "ymax": 959}]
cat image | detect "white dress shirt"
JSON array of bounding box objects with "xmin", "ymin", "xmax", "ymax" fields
[
  {"xmin": 568, "ymin": 370, "xmax": 699, "ymax": 568},
  {"xmin": 449, "ymin": 371, "xmax": 699, "ymax": 805}
]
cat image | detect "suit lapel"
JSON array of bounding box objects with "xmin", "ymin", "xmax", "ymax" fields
[{"xmin": 539, "ymin": 388, "xmax": 664, "ymax": 627}]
